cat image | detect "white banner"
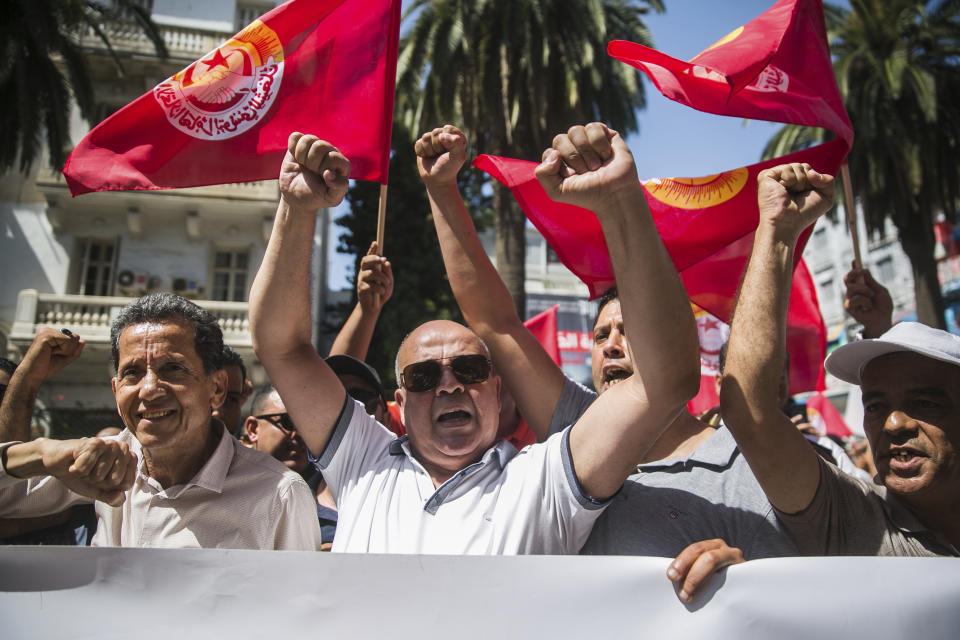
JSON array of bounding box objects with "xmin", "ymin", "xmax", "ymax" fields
[{"xmin": 1, "ymin": 547, "xmax": 958, "ymax": 639}]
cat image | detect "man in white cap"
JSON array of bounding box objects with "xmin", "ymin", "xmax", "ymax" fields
[{"xmin": 721, "ymin": 161, "xmax": 958, "ymax": 556}]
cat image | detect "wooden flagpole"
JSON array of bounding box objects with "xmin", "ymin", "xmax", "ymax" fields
[
  {"xmin": 840, "ymin": 163, "xmax": 862, "ymax": 268},
  {"xmin": 376, "ymin": 183, "xmax": 387, "ymax": 254}
]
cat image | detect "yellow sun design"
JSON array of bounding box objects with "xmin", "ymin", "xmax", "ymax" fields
[
  {"xmin": 692, "ymin": 26, "xmax": 744, "ymax": 61},
  {"xmin": 643, "ymin": 167, "xmax": 749, "ymax": 209}
]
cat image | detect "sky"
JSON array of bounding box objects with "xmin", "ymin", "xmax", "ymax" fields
[{"xmin": 327, "ymin": 0, "xmax": 841, "ymax": 290}]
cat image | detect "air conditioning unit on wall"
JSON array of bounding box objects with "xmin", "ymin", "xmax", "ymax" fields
[
  {"xmin": 172, "ymin": 277, "xmax": 201, "ymax": 298},
  {"xmin": 116, "ymin": 269, "xmax": 149, "ymax": 296}
]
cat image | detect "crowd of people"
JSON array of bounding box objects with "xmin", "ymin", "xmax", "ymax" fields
[{"xmin": 0, "ymin": 122, "xmax": 956, "ymax": 603}]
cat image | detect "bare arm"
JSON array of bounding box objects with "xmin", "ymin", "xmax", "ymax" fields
[
  {"xmin": 2, "ymin": 437, "xmax": 136, "ymax": 506},
  {"xmin": 536, "ymin": 124, "xmax": 700, "ymax": 499},
  {"xmin": 0, "ymin": 329, "xmax": 84, "ymax": 442},
  {"xmin": 415, "ymin": 125, "xmax": 566, "ymax": 440},
  {"xmin": 328, "ymin": 241, "xmax": 393, "ymax": 360},
  {"xmin": 250, "ymin": 133, "xmax": 350, "ymax": 456},
  {"xmin": 720, "ymin": 163, "xmax": 835, "ymax": 514}
]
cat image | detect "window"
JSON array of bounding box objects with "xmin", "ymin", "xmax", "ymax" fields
[
  {"xmin": 236, "ymin": 2, "xmax": 273, "ymax": 30},
  {"xmin": 876, "ymin": 256, "xmax": 896, "ymax": 284},
  {"xmin": 212, "ymin": 249, "xmax": 250, "ymax": 302},
  {"xmin": 813, "ymin": 227, "xmax": 828, "ymax": 251},
  {"xmin": 78, "ymin": 239, "xmax": 117, "ymax": 296}
]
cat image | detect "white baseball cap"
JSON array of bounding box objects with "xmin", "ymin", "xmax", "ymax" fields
[{"xmin": 825, "ymin": 322, "xmax": 960, "ymax": 385}]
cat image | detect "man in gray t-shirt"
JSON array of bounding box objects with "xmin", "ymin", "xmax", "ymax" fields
[
  {"xmin": 551, "ymin": 378, "xmax": 797, "ymax": 560},
  {"xmin": 722, "ymin": 163, "xmax": 959, "ymax": 557}
]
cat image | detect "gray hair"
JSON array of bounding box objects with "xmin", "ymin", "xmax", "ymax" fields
[{"xmin": 110, "ymin": 293, "xmax": 224, "ymax": 374}]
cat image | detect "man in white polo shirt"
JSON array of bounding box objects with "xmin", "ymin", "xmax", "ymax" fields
[{"xmin": 250, "ymin": 125, "xmax": 699, "ymax": 553}]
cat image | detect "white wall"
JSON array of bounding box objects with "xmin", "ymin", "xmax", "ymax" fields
[
  {"xmin": 0, "ymin": 202, "xmax": 70, "ymax": 330},
  {"xmin": 151, "ymin": 0, "xmax": 237, "ymax": 32}
]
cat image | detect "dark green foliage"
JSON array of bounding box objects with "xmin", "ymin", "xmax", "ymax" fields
[
  {"xmin": 395, "ymin": 0, "xmax": 664, "ymax": 313},
  {"xmin": 0, "ymin": 0, "xmax": 167, "ymax": 173}
]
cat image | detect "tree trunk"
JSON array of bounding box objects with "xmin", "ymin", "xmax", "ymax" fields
[
  {"xmin": 897, "ymin": 214, "xmax": 947, "ymax": 329},
  {"xmin": 492, "ymin": 180, "xmax": 526, "ymax": 316}
]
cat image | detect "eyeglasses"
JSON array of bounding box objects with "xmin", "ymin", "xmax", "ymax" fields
[
  {"xmin": 400, "ymin": 354, "xmax": 492, "ymax": 393},
  {"xmin": 347, "ymin": 387, "xmax": 382, "ymax": 416},
  {"xmin": 256, "ymin": 412, "xmax": 296, "ymax": 433}
]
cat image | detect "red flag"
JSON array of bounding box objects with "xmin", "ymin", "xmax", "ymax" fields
[
  {"xmin": 63, "ymin": 0, "xmax": 401, "ymax": 195},
  {"xmin": 688, "ymin": 304, "xmax": 728, "ymax": 415},
  {"xmin": 805, "ymin": 391, "xmax": 852, "ymax": 439},
  {"xmin": 787, "ymin": 258, "xmax": 828, "ymax": 393},
  {"xmin": 523, "ymin": 305, "xmax": 562, "ymax": 366},
  {"xmin": 473, "ymin": 141, "xmax": 841, "ymax": 394},
  {"xmin": 607, "ymin": 0, "xmax": 852, "ymax": 148},
  {"xmin": 473, "ymin": 139, "xmax": 846, "ymax": 307}
]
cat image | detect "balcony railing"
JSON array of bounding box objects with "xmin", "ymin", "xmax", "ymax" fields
[
  {"xmin": 34, "ymin": 167, "xmax": 278, "ymax": 202},
  {"xmin": 78, "ymin": 19, "xmax": 231, "ymax": 61},
  {"xmin": 10, "ymin": 290, "xmax": 252, "ymax": 348}
]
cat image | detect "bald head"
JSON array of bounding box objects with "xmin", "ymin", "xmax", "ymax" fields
[
  {"xmin": 395, "ymin": 320, "xmax": 491, "ymax": 382},
  {"xmin": 393, "ymin": 319, "xmax": 501, "ymax": 484}
]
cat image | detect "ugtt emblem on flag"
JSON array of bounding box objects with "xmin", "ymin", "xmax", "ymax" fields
[{"xmin": 153, "ymin": 20, "xmax": 285, "ymax": 140}]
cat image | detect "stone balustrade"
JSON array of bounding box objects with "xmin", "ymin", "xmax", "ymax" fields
[{"xmin": 9, "ymin": 289, "xmax": 252, "ymax": 350}]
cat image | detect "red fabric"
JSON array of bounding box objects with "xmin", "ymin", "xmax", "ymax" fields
[
  {"xmin": 474, "ymin": 144, "xmax": 841, "ymax": 396},
  {"xmin": 607, "ymin": 0, "xmax": 852, "ymax": 148},
  {"xmin": 63, "ymin": 0, "xmax": 401, "ymax": 195},
  {"xmin": 385, "ymin": 400, "xmax": 405, "ymax": 437},
  {"xmin": 473, "ymin": 140, "xmax": 845, "ymax": 305},
  {"xmin": 505, "ymin": 417, "xmax": 537, "ymax": 450},
  {"xmin": 788, "ymin": 259, "xmax": 828, "ymax": 393},
  {"xmin": 523, "ymin": 305, "xmax": 562, "ymax": 366},
  {"xmin": 688, "ymin": 377, "xmax": 720, "ymax": 416},
  {"xmin": 805, "ymin": 391, "xmax": 852, "ymax": 439},
  {"xmin": 687, "ymin": 305, "xmax": 727, "ymax": 414}
]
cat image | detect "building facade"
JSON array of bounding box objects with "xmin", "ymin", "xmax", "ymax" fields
[{"xmin": 1, "ymin": 0, "xmax": 333, "ymax": 436}]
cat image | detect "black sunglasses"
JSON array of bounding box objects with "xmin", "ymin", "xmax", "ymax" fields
[
  {"xmin": 256, "ymin": 412, "xmax": 296, "ymax": 432},
  {"xmin": 400, "ymin": 354, "xmax": 492, "ymax": 393}
]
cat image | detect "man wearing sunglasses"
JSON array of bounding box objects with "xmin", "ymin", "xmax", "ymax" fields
[
  {"xmin": 251, "ymin": 128, "xmax": 699, "ymax": 554},
  {"xmin": 246, "ymin": 384, "xmax": 338, "ymax": 548},
  {"xmin": 418, "ymin": 124, "xmax": 801, "ymax": 598}
]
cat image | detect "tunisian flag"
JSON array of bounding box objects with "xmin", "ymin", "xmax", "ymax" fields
[
  {"xmin": 607, "ymin": 0, "xmax": 852, "ymax": 149},
  {"xmin": 63, "ymin": 0, "xmax": 401, "ymax": 195}
]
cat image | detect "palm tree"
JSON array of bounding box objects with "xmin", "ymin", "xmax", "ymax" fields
[
  {"xmin": 0, "ymin": 0, "xmax": 167, "ymax": 173},
  {"xmin": 764, "ymin": 0, "xmax": 960, "ymax": 328},
  {"xmin": 397, "ymin": 0, "xmax": 664, "ymax": 314}
]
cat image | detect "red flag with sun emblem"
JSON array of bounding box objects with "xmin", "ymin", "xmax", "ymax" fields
[
  {"xmin": 473, "ymin": 140, "xmax": 845, "ymax": 305},
  {"xmin": 607, "ymin": 0, "xmax": 852, "ymax": 149},
  {"xmin": 63, "ymin": 0, "xmax": 401, "ymax": 195},
  {"xmin": 473, "ymin": 138, "xmax": 841, "ymax": 394}
]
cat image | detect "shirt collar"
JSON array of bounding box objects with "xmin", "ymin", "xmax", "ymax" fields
[
  {"xmin": 123, "ymin": 420, "xmax": 231, "ymax": 496},
  {"xmin": 388, "ymin": 434, "xmax": 513, "ymax": 470}
]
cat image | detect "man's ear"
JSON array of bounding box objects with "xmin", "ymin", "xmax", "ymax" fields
[
  {"xmin": 111, "ymin": 378, "xmax": 123, "ymax": 420},
  {"xmin": 244, "ymin": 416, "xmax": 260, "ymax": 443},
  {"xmin": 209, "ymin": 369, "xmax": 228, "ymax": 409}
]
